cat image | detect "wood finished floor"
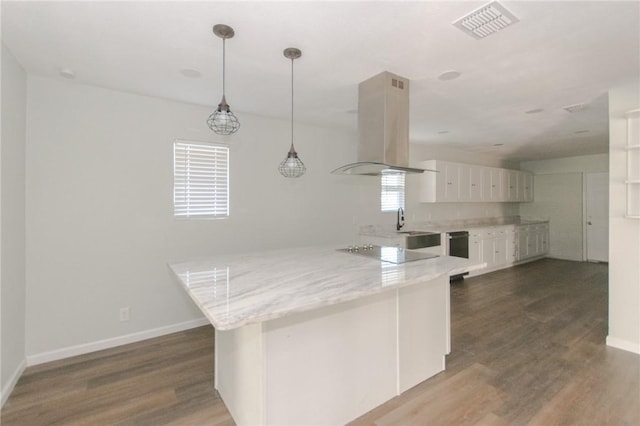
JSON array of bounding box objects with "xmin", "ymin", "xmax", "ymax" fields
[{"xmin": 3, "ymin": 259, "xmax": 639, "ymax": 425}]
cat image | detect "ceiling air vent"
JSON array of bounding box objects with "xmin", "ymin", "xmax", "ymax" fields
[
  {"xmin": 563, "ymin": 103, "xmax": 588, "ymax": 113},
  {"xmin": 453, "ymin": 1, "xmax": 519, "ymax": 39}
]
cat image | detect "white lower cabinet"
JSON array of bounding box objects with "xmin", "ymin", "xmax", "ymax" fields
[
  {"xmin": 359, "ymin": 222, "xmax": 548, "ymax": 278},
  {"xmin": 469, "ymin": 229, "xmax": 483, "ymax": 264},
  {"xmin": 479, "ymin": 227, "xmax": 514, "ymax": 270},
  {"xmin": 470, "ymin": 223, "xmax": 546, "ymax": 276},
  {"xmin": 515, "ymin": 223, "xmax": 549, "ymax": 261}
]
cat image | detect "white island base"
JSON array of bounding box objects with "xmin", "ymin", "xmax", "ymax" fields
[{"xmin": 215, "ymin": 274, "xmax": 449, "ymax": 425}]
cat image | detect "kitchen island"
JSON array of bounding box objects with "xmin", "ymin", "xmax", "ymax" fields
[{"xmin": 169, "ymin": 245, "xmax": 483, "ymax": 425}]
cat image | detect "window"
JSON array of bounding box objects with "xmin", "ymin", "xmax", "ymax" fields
[
  {"xmin": 381, "ymin": 172, "xmax": 405, "ymax": 212},
  {"xmin": 174, "ymin": 140, "xmax": 229, "ymax": 218}
]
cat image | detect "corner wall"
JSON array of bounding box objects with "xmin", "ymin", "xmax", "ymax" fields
[
  {"xmin": 1, "ymin": 44, "xmax": 27, "ymax": 405},
  {"xmin": 25, "ymin": 75, "xmax": 371, "ymax": 362},
  {"xmin": 607, "ymin": 80, "xmax": 640, "ymax": 354},
  {"xmin": 520, "ymin": 154, "xmax": 608, "ymax": 261}
]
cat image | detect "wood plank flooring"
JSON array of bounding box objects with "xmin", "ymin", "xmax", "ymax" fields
[{"xmin": 3, "ymin": 259, "xmax": 639, "ymax": 425}]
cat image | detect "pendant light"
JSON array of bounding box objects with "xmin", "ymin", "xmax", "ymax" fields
[
  {"xmin": 207, "ymin": 24, "xmax": 240, "ymax": 135},
  {"xmin": 278, "ymin": 48, "xmax": 306, "ymax": 178}
]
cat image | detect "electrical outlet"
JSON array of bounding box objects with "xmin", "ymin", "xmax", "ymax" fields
[{"xmin": 120, "ymin": 307, "xmax": 130, "ymax": 322}]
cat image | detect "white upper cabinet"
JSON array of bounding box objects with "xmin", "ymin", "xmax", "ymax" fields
[
  {"xmin": 482, "ymin": 167, "xmax": 504, "ymax": 202},
  {"xmin": 419, "ymin": 160, "xmax": 533, "ymax": 203},
  {"xmin": 468, "ymin": 166, "xmax": 483, "ymax": 201},
  {"xmin": 507, "ymin": 170, "xmax": 518, "ymax": 201},
  {"xmin": 458, "ymin": 164, "xmax": 471, "ymax": 201},
  {"xmin": 442, "ymin": 162, "xmax": 461, "ymax": 202},
  {"xmin": 523, "ymin": 173, "xmax": 534, "ymax": 202}
]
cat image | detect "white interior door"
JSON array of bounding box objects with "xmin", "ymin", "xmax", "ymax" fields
[{"xmin": 585, "ymin": 172, "xmax": 609, "ymax": 262}]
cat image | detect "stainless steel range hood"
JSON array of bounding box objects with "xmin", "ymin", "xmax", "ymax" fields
[{"xmin": 332, "ymin": 71, "xmax": 435, "ymax": 176}]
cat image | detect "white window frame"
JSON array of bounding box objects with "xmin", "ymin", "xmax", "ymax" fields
[
  {"xmin": 173, "ymin": 140, "xmax": 229, "ymax": 219},
  {"xmin": 381, "ymin": 172, "xmax": 405, "ymax": 212}
]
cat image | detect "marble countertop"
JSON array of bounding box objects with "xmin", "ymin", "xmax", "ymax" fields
[
  {"xmin": 169, "ymin": 245, "xmax": 483, "ymax": 331},
  {"xmin": 361, "ymin": 217, "xmax": 549, "ymax": 238}
]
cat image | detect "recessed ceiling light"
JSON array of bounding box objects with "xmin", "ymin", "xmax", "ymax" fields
[
  {"xmin": 438, "ymin": 71, "xmax": 461, "ymax": 81},
  {"xmin": 180, "ymin": 69, "xmax": 202, "ymax": 78},
  {"xmin": 438, "ymin": 130, "xmax": 450, "ymax": 134},
  {"xmin": 493, "ymin": 143, "xmax": 504, "ymax": 146},
  {"xmin": 59, "ymin": 68, "xmax": 76, "ymax": 79},
  {"xmin": 575, "ymin": 130, "xmax": 589, "ymax": 134},
  {"xmin": 525, "ymin": 108, "xmax": 544, "ymax": 114}
]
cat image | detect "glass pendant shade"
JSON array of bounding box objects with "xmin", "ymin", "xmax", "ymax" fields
[
  {"xmin": 278, "ymin": 47, "xmax": 306, "ymax": 178},
  {"xmin": 208, "ymin": 24, "xmax": 240, "ymax": 135}
]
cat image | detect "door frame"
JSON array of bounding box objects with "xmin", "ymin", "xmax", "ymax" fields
[{"xmin": 582, "ymin": 172, "xmax": 610, "ymax": 262}]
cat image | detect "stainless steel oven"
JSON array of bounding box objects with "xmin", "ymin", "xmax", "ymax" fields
[{"xmin": 448, "ymin": 231, "xmax": 469, "ymax": 281}]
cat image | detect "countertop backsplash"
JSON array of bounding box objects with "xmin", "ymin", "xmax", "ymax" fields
[{"xmin": 359, "ymin": 216, "xmax": 549, "ymax": 237}]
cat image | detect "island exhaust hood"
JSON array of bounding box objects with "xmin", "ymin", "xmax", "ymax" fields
[{"xmin": 331, "ymin": 71, "xmax": 435, "ymax": 176}]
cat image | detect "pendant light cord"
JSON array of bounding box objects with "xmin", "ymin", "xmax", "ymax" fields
[
  {"xmin": 222, "ymin": 38, "xmax": 226, "ymax": 98},
  {"xmin": 290, "ymin": 57, "xmax": 294, "ymax": 148}
]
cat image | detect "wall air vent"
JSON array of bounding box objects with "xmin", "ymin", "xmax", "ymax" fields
[{"xmin": 453, "ymin": 1, "xmax": 519, "ymax": 39}]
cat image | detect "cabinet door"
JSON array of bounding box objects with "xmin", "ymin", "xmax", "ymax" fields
[
  {"xmin": 482, "ymin": 168, "xmax": 493, "ymax": 201},
  {"xmin": 419, "ymin": 160, "xmax": 438, "ymax": 202},
  {"xmin": 434, "ymin": 161, "xmax": 448, "ymax": 201},
  {"xmin": 507, "ymin": 171, "xmax": 518, "ymax": 201},
  {"xmin": 523, "ymin": 173, "xmax": 534, "ymax": 202},
  {"xmin": 493, "ymin": 236, "xmax": 508, "ymax": 266},
  {"xmin": 517, "ymin": 227, "xmax": 529, "ymax": 260},
  {"xmin": 481, "ymin": 228, "xmax": 496, "ymax": 267},
  {"xmin": 469, "ymin": 237, "xmax": 483, "ymax": 264},
  {"xmin": 443, "ymin": 163, "xmax": 460, "ymax": 202},
  {"xmin": 506, "ymin": 228, "xmax": 517, "ymax": 263},
  {"xmin": 482, "ymin": 168, "xmax": 502, "ymax": 201},
  {"xmin": 458, "ymin": 165, "xmax": 471, "ymax": 202},
  {"xmin": 528, "ymin": 227, "xmax": 539, "ymax": 257},
  {"xmin": 495, "ymin": 227, "xmax": 516, "ymax": 264},
  {"xmin": 539, "ymin": 228, "xmax": 549, "ymax": 255},
  {"xmin": 531, "ymin": 225, "xmax": 548, "ymax": 257},
  {"xmin": 492, "ymin": 169, "xmax": 503, "ymax": 201},
  {"xmin": 499, "ymin": 170, "xmax": 509, "ymax": 201},
  {"xmin": 482, "ymin": 238, "xmax": 495, "ymax": 267},
  {"xmin": 469, "ymin": 166, "xmax": 483, "ymax": 201},
  {"xmin": 434, "ymin": 161, "xmax": 459, "ymax": 202}
]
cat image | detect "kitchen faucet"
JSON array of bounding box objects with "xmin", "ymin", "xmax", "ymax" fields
[{"xmin": 396, "ymin": 207, "xmax": 405, "ymax": 231}]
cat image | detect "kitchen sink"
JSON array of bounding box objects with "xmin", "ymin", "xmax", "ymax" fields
[
  {"xmin": 397, "ymin": 231, "xmax": 441, "ymax": 250},
  {"xmin": 397, "ymin": 231, "xmax": 430, "ymax": 236}
]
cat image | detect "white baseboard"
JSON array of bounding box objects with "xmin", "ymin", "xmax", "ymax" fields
[
  {"xmin": 26, "ymin": 317, "xmax": 210, "ymax": 366},
  {"xmin": 1, "ymin": 359, "xmax": 26, "ymax": 408},
  {"xmin": 606, "ymin": 336, "xmax": 640, "ymax": 354}
]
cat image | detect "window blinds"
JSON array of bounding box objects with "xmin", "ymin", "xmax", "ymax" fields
[
  {"xmin": 174, "ymin": 141, "xmax": 229, "ymax": 218},
  {"xmin": 381, "ymin": 172, "xmax": 405, "ymax": 212}
]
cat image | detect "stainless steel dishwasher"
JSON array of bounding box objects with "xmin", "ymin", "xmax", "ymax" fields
[{"xmin": 448, "ymin": 231, "xmax": 469, "ymax": 281}]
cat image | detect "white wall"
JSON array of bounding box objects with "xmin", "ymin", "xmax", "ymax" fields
[
  {"xmin": 607, "ymin": 80, "xmax": 640, "ymax": 354},
  {"xmin": 521, "ymin": 154, "xmax": 608, "ymax": 175},
  {"xmin": 522, "ymin": 173, "xmax": 584, "ymax": 261},
  {"xmin": 25, "ymin": 75, "xmax": 372, "ymax": 360},
  {"xmin": 411, "ymin": 144, "xmax": 518, "ymax": 170},
  {"xmin": 1, "ymin": 44, "xmax": 27, "ymax": 405},
  {"xmin": 519, "ymin": 154, "xmax": 609, "ymax": 261}
]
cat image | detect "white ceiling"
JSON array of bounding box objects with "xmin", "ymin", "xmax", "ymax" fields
[{"xmin": 2, "ymin": 1, "xmax": 639, "ymax": 161}]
